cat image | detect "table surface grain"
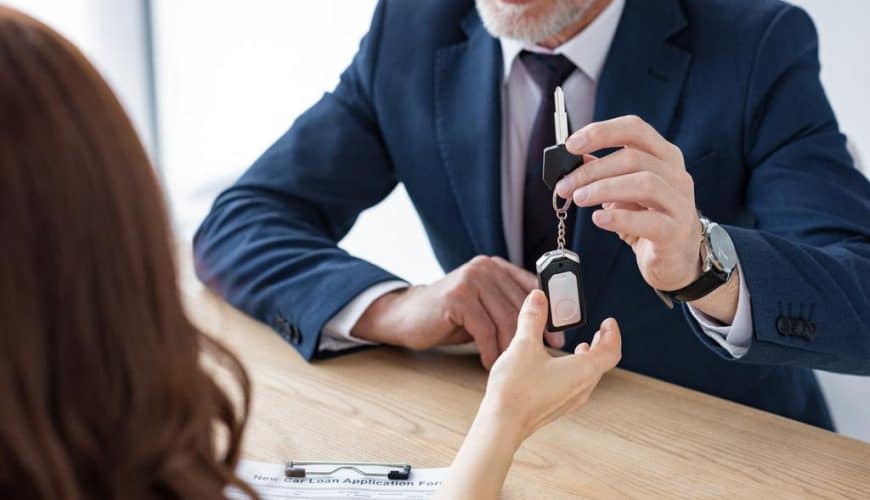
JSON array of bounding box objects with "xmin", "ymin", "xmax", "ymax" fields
[{"xmin": 180, "ymin": 259, "xmax": 870, "ymax": 499}]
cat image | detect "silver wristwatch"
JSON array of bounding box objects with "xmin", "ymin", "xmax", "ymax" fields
[{"xmin": 655, "ymin": 215, "xmax": 738, "ymax": 308}]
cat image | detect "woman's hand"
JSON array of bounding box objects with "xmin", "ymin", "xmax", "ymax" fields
[
  {"xmin": 481, "ymin": 289, "xmax": 622, "ymax": 442},
  {"xmin": 437, "ymin": 290, "xmax": 622, "ymax": 500}
]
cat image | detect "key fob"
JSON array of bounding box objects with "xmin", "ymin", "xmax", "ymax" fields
[
  {"xmin": 542, "ymin": 144, "xmax": 584, "ymax": 190},
  {"xmin": 536, "ymin": 249, "xmax": 587, "ymax": 332}
]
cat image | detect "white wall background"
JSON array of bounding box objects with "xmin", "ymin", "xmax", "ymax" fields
[
  {"xmin": 9, "ymin": 0, "xmax": 869, "ymax": 442},
  {"xmin": 791, "ymin": 0, "xmax": 870, "ymax": 170},
  {"xmin": 788, "ymin": 0, "xmax": 870, "ymax": 445}
]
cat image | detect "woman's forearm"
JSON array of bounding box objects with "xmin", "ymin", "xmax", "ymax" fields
[{"xmin": 435, "ymin": 404, "xmax": 524, "ymax": 500}]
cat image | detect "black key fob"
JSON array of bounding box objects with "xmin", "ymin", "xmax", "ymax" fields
[
  {"xmin": 535, "ymin": 249, "xmax": 587, "ymax": 332},
  {"xmin": 542, "ymin": 144, "xmax": 584, "ymax": 190}
]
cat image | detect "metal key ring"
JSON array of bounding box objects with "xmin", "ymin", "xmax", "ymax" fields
[{"xmin": 552, "ymin": 190, "xmax": 572, "ymax": 214}]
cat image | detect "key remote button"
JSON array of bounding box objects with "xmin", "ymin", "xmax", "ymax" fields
[
  {"xmin": 548, "ymin": 271, "xmax": 582, "ymax": 327},
  {"xmin": 555, "ymin": 299, "xmax": 579, "ymax": 322}
]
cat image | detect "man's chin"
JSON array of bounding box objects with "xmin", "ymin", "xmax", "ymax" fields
[{"xmin": 476, "ymin": 0, "xmax": 585, "ymax": 45}]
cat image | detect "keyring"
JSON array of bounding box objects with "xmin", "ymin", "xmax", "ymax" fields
[{"xmin": 552, "ymin": 190, "xmax": 572, "ymax": 213}]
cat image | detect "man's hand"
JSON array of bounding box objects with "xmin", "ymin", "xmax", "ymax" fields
[
  {"xmin": 554, "ymin": 115, "xmax": 702, "ymax": 291},
  {"xmin": 554, "ymin": 115, "xmax": 738, "ymax": 323},
  {"xmin": 351, "ymin": 256, "xmax": 565, "ymax": 369}
]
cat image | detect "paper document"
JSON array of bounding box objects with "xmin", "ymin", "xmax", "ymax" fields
[{"xmin": 228, "ymin": 459, "xmax": 448, "ymax": 499}]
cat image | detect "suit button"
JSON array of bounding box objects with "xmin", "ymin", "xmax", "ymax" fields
[
  {"xmin": 274, "ymin": 314, "xmax": 293, "ymax": 341},
  {"xmin": 289, "ymin": 325, "xmax": 302, "ymax": 344},
  {"xmin": 791, "ymin": 318, "xmax": 806, "ymax": 337},
  {"xmin": 795, "ymin": 319, "xmax": 816, "ymax": 340},
  {"xmin": 776, "ymin": 316, "xmax": 790, "ymax": 336}
]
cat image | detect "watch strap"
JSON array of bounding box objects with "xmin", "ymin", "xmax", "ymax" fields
[{"xmin": 661, "ymin": 268, "xmax": 729, "ymax": 303}]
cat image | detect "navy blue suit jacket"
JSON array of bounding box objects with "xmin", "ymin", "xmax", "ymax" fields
[{"xmin": 194, "ymin": 0, "xmax": 870, "ymax": 429}]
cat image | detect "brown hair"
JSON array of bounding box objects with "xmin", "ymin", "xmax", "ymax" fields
[{"xmin": 0, "ymin": 7, "xmax": 257, "ymax": 499}]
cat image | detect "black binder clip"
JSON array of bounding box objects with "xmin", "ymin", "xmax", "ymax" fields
[{"xmin": 285, "ymin": 461, "xmax": 412, "ymax": 480}]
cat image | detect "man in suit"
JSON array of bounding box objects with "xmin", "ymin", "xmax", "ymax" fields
[{"xmin": 194, "ymin": 0, "xmax": 870, "ymax": 429}]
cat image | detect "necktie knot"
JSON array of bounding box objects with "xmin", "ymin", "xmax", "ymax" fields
[{"xmin": 519, "ymin": 51, "xmax": 577, "ymax": 92}]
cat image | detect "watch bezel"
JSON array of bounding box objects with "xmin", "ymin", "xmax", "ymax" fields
[{"xmin": 706, "ymin": 222, "xmax": 737, "ymax": 275}]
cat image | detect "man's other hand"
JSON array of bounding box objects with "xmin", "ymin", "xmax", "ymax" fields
[{"xmin": 351, "ymin": 256, "xmax": 564, "ymax": 369}]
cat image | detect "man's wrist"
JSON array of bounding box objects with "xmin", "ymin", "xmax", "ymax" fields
[
  {"xmin": 688, "ymin": 266, "xmax": 740, "ymax": 325},
  {"xmin": 674, "ymin": 256, "xmax": 705, "ymax": 291},
  {"xmin": 660, "ymin": 216, "xmax": 738, "ymax": 312},
  {"xmin": 350, "ymin": 288, "xmax": 408, "ymax": 345},
  {"xmin": 675, "ymin": 214, "xmax": 706, "ymax": 289}
]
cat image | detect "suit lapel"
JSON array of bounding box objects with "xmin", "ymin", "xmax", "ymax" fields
[
  {"xmin": 573, "ymin": 0, "xmax": 692, "ymax": 312},
  {"xmin": 434, "ymin": 10, "xmax": 507, "ymax": 257}
]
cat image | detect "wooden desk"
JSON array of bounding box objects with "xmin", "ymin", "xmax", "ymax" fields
[{"xmin": 180, "ymin": 271, "xmax": 870, "ymax": 499}]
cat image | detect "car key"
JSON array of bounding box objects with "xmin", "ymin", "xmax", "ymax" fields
[
  {"xmin": 537, "ymin": 248, "xmax": 586, "ymax": 331},
  {"xmin": 536, "ymin": 86, "xmax": 587, "ymax": 332},
  {"xmin": 542, "ymin": 86, "xmax": 584, "ymax": 190}
]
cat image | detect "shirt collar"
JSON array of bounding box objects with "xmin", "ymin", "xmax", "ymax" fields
[{"xmin": 499, "ymin": 0, "xmax": 626, "ymax": 84}]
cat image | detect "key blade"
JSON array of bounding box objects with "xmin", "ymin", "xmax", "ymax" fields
[{"xmin": 554, "ymin": 86, "xmax": 569, "ymax": 144}]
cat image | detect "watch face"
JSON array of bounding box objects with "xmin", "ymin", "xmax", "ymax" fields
[{"xmin": 708, "ymin": 224, "xmax": 737, "ymax": 272}]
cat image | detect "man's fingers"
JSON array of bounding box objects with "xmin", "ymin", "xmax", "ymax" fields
[
  {"xmin": 603, "ymin": 201, "xmax": 644, "ymax": 211},
  {"xmin": 488, "ymin": 257, "xmax": 532, "ymax": 311},
  {"xmin": 572, "ymin": 171, "xmax": 679, "ymax": 213},
  {"xmin": 491, "ymin": 256, "xmax": 538, "ymax": 292},
  {"xmin": 515, "ymin": 290, "xmax": 548, "ymax": 342},
  {"xmin": 444, "ymin": 328, "xmax": 474, "ymax": 345},
  {"xmin": 477, "ymin": 280, "xmax": 519, "ymax": 353},
  {"xmin": 601, "ymin": 201, "xmax": 643, "ymax": 241},
  {"xmin": 566, "ymin": 115, "xmax": 679, "ymax": 163},
  {"xmin": 555, "ymin": 148, "xmax": 672, "ymax": 200},
  {"xmin": 591, "ymin": 208, "xmax": 675, "ymax": 243},
  {"xmin": 488, "ymin": 258, "xmax": 542, "ymax": 349},
  {"xmin": 460, "ymin": 299, "xmax": 500, "ymax": 369}
]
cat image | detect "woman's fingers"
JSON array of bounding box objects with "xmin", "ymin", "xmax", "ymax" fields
[
  {"xmin": 545, "ymin": 330, "xmax": 566, "ymax": 349},
  {"xmin": 586, "ymin": 318, "xmax": 623, "ymax": 371},
  {"xmin": 513, "ymin": 290, "xmax": 548, "ymax": 343},
  {"xmin": 555, "ymin": 318, "xmax": 622, "ymax": 383},
  {"xmin": 544, "ymin": 320, "xmax": 623, "ymax": 419},
  {"xmin": 591, "ymin": 330, "xmax": 602, "ymax": 347},
  {"xmin": 574, "ymin": 342, "xmax": 590, "ymax": 354}
]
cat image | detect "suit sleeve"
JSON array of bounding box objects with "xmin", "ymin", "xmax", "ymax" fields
[
  {"xmin": 193, "ymin": 1, "xmax": 400, "ymax": 360},
  {"xmin": 684, "ymin": 5, "xmax": 870, "ymax": 374}
]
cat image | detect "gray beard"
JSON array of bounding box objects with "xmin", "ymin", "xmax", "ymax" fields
[{"xmin": 475, "ymin": 0, "xmax": 596, "ymax": 44}]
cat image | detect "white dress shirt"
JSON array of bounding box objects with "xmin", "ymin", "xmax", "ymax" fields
[{"xmin": 320, "ymin": 0, "xmax": 752, "ymax": 357}]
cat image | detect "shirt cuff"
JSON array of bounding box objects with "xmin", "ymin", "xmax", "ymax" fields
[
  {"xmin": 687, "ymin": 261, "xmax": 752, "ymax": 359},
  {"xmin": 318, "ymin": 280, "xmax": 409, "ymax": 352}
]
